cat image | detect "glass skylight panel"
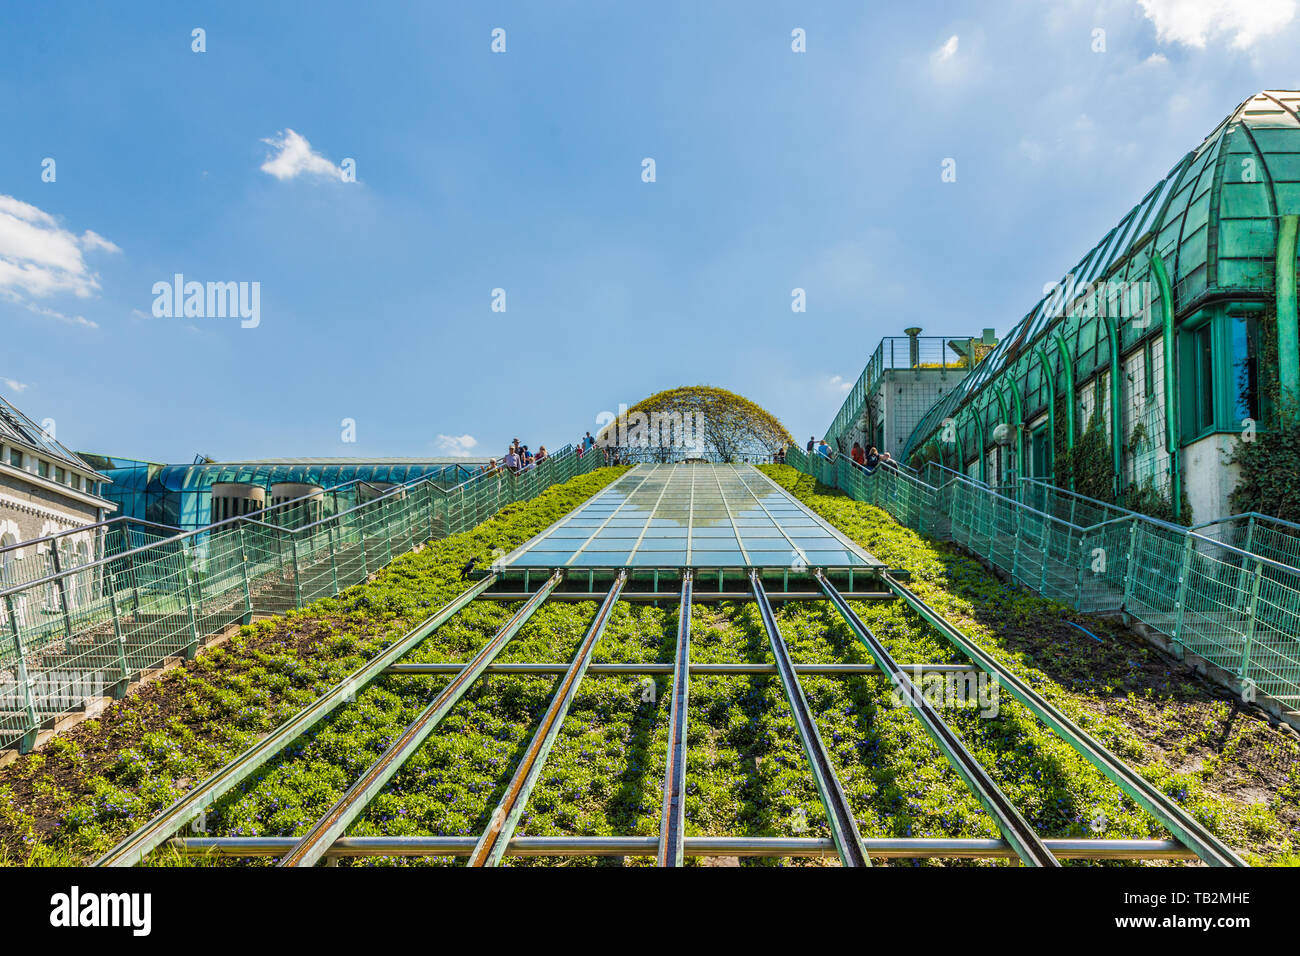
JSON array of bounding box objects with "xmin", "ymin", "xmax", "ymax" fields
[{"xmin": 503, "ymin": 463, "xmax": 880, "ymax": 569}]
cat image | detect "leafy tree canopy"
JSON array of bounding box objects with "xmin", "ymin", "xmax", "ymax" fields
[{"xmin": 597, "ymin": 385, "xmax": 794, "ymax": 463}]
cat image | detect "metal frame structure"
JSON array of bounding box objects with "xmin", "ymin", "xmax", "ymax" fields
[
  {"xmin": 96, "ymin": 463, "xmax": 1246, "ymax": 868},
  {"xmin": 873, "ymin": 92, "xmax": 1300, "ymax": 522}
]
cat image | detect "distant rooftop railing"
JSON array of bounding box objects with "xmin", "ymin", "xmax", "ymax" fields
[{"xmin": 823, "ymin": 336, "xmax": 978, "ymax": 452}]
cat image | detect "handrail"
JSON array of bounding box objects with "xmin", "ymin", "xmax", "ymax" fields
[
  {"xmin": 797, "ymin": 445, "xmax": 1300, "ymax": 577},
  {"xmin": 0, "ymin": 443, "xmax": 591, "ymax": 600},
  {"xmin": 925, "ymin": 461, "xmax": 988, "ymax": 487},
  {"xmin": 1192, "ymin": 510, "xmax": 1300, "ymax": 535},
  {"xmin": 0, "ymin": 469, "xmax": 447, "ymax": 563},
  {"xmin": 0, "ymin": 516, "xmax": 182, "ymax": 557}
]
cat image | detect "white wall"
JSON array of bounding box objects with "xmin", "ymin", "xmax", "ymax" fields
[{"xmin": 1181, "ymin": 433, "xmax": 1240, "ymax": 524}]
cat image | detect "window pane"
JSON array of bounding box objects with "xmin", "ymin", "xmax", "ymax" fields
[
  {"xmin": 1231, "ymin": 316, "xmax": 1259, "ymax": 423},
  {"xmin": 1197, "ymin": 326, "xmax": 1214, "ymax": 431}
]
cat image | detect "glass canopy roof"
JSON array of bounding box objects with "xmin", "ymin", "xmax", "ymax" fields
[{"xmin": 503, "ymin": 463, "xmax": 882, "ymax": 569}]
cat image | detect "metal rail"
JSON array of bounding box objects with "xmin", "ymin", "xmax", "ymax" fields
[
  {"xmin": 476, "ymin": 589, "xmax": 895, "ymax": 602},
  {"xmin": 657, "ymin": 571, "xmax": 692, "ymax": 866},
  {"xmin": 278, "ymin": 570, "xmax": 563, "ymax": 867},
  {"xmin": 467, "ymin": 571, "xmax": 626, "ymax": 866},
  {"xmin": 884, "ymin": 573, "xmax": 1247, "ymax": 867},
  {"xmin": 94, "ymin": 574, "xmax": 498, "ymax": 867},
  {"xmin": 749, "ymin": 571, "xmax": 871, "ymax": 867},
  {"xmin": 173, "ymin": 835, "xmax": 1198, "ymax": 860},
  {"xmin": 817, "ymin": 571, "xmax": 1059, "ymax": 867},
  {"xmin": 385, "ymin": 662, "xmax": 975, "ymax": 676}
]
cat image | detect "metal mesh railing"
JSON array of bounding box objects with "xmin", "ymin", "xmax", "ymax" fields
[
  {"xmin": 0, "ymin": 444, "xmax": 609, "ymax": 752},
  {"xmin": 0, "ymin": 473, "xmax": 444, "ymax": 596},
  {"xmin": 785, "ymin": 446, "xmax": 1300, "ymax": 709}
]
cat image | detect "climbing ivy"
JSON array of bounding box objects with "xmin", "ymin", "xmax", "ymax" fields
[{"xmin": 1066, "ymin": 409, "xmax": 1114, "ymax": 502}]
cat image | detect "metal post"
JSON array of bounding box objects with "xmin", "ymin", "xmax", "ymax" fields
[
  {"xmin": 289, "ymin": 536, "xmax": 303, "ymax": 609},
  {"xmin": 1122, "ymin": 520, "xmax": 1139, "ymax": 612},
  {"xmin": 123, "ymin": 546, "xmax": 142, "ymax": 616},
  {"xmin": 1012, "ymin": 506, "xmax": 1023, "ymax": 582},
  {"xmin": 327, "ymin": 524, "xmax": 340, "ymax": 595},
  {"xmin": 49, "ymin": 544, "xmax": 74, "ymax": 638},
  {"xmin": 238, "ymin": 526, "xmax": 253, "ymax": 624},
  {"xmin": 1276, "ymin": 214, "xmax": 1300, "ymax": 423},
  {"xmin": 378, "ymin": 502, "xmax": 393, "ymax": 565},
  {"xmin": 1237, "ymin": 562, "xmax": 1263, "ymax": 685},
  {"xmin": 1172, "ymin": 535, "xmax": 1194, "ymax": 658},
  {"xmin": 181, "ymin": 543, "xmax": 201, "ymax": 660},
  {"xmin": 1150, "ymin": 252, "xmax": 1180, "ymax": 519},
  {"xmin": 426, "ymin": 483, "xmax": 437, "ymax": 544},
  {"xmin": 5, "ymin": 594, "xmax": 38, "ymax": 753},
  {"xmin": 1074, "ymin": 536, "xmax": 1086, "ymax": 609},
  {"xmin": 1038, "ymin": 516, "xmax": 1050, "ymax": 594},
  {"xmin": 107, "ymin": 583, "xmax": 130, "ymax": 698},
  {"xmin": 357, "ymin": 513, "xmax": 370, "ymax": 580}
]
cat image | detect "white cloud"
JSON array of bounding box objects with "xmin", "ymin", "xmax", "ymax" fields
[
  {"xmin": 4, "ymin": 297, "xmax": 98, "ymax": 329},
  {"xmin": 79, "ymin": 230, "xmax": 121, "ymax": 255},
  {"xmin": 2, "ymin": 378, "xmax": 29, "ymax": 393},
  {"xmin": 437, "ymin": 433, "xmax": 479, "ymax": 456},
  {"xmin": 826, "ymin": 375, "xmax": 853, "ymax": 395},
  {"xmin": 927, "ymin": 31, "xmax": 976, "ymax": 84},
  {"xmin": 0, "ymin": 195, "xmax": 116, "ymax": 325},
  {"xmin": 1138, "ymin": 0, "xmax": 1297, "ymax": 49},
  {"xmin": 260, "ymin": 129, "xmax": 344, "ymax": 181}
]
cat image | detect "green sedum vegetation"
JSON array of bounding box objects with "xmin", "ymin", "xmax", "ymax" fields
[{"xmin": 1, "ymin": 463, "xmax": 1296, "ymax": 867}]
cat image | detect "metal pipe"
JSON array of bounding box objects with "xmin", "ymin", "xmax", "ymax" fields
[
  {"xmin": 658, "ymin": 571, "xmax": 692, "ymax": 867},
  {"xmin": 885, "ymin": 572, "xmax": 1244, "ymax": 867},
  {"xmin": 170, "ymin": 835, "xmax": 1197, "ymax": 860},
  {"xmin": 818, "ymin": 571, "xmax": 1058, "ymax": 868},
  {"xmin": 474, "ymin": 589, "xmax": 895, "ymax": 602},
  {"xmin": 750, "ymin": 571, "xmax": 870, "ymax": 867},
  {"xmin": 0, "ymin": 516, "xmax": 181, "ymax": 559},
  {"xmin": 1150, "ymin": 252, "xmax": 1180, "ymax": 519},
  {"xmin": 94, "ymin": 574, "xmax": 500, "ymax": 867},
  {"xmin": 468, "ymin": 571, "xmax": 625, "ymax": 866},
  {"xmin": 384, "ymin": 662, "xmax": 971, "ymax": 676},
  {"xmin": 1276, "ymin": 213, "xmax": 1299, "ymax": 422},
  {"xmin": 278, "ymin": 570, "xmax": 563, "ymax": 867}
]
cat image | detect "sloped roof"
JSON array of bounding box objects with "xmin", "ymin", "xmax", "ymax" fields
[
  {"xmin": 0, "ymin": 392, "xmax": 97, "ymax": 473},
  {"xmin": 902, "ymin": 90, "xmax": 1300, "ymax": 461}
]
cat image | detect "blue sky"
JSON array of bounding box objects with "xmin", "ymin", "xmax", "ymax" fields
[{"xmin": 2, "ymin": 0, "xmax": 1298, "ymax": 462}]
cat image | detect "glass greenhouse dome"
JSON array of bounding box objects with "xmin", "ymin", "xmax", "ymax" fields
[{"xmin": 896, "ymin": 90, "xmax": 1300, "ymax": 523}]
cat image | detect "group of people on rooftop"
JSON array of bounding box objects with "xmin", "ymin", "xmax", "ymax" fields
[
  {"xmin": 484, "ymin": 437, "xmax": 550, "ymax": 476},
  {"xmin": 481, "ymin": 431, "xmax": 616, "ymax": 477},
  {"xmin": 805, "ymin": 435, "xmax": 894, "ymax": 473},
  {"xmin": 480, "ymin": 432, "xmax": 902, "ymax": 475}
]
